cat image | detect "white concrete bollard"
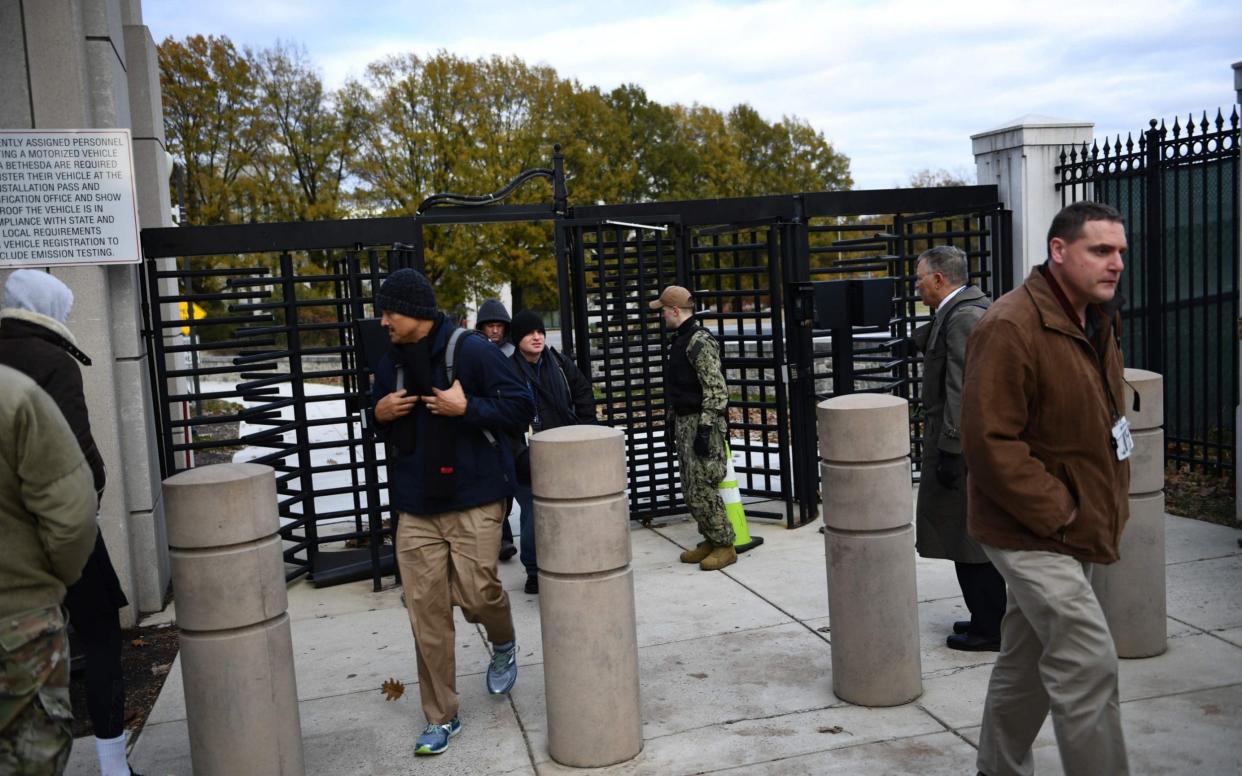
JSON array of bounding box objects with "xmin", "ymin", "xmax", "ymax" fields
[
  {"xmin": 531, "ymin": 425, "xmax": 642, "ymax": 767},
  {"xmin": 163, "ymin": 463, "xmax": 305, "ymax": 775},
  {"xmin": 817, "ymin": 394, "xmax": 922, "ymax": 706},
  {"xmin": 1092, "ymin": 369, "xmax": 1168, "ymax": 658}
]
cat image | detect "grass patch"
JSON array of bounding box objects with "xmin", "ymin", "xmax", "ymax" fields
[{"xmin": 1165, "ymin": 462, "xmax": 1236, "ymax": 526}]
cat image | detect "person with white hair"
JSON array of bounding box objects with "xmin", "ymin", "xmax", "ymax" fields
[{"xmin": 0, "ymin": 269, "xmax": 142, "ymax": 776}]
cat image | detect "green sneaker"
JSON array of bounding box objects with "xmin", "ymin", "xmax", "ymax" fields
[{"xmin": 414, "ymin": 716, "xmax": 461, "ymax": 756}]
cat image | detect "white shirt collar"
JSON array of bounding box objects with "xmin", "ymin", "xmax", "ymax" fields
[{"xmin": 936, "ymin": 284, "xmax": 967, "ymax": 312}]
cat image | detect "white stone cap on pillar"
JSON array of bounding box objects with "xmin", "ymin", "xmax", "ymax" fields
[
  {"xmin": 530, "ymin": 425, "xmax": 627, "ymax": 500},
  {"xmin": 971, "ymin": 114, "xmax": 1095, "ymax": 154},
  {"xmin": 163, "ymin": 463, "xmax": 278, "ymax": 548},
  {"xmin": 816, "ymin": 393, "xmax": 909, "ymax": 463},
  {"xmin": 1233, "ymin": 61, "xmax": 1242, "ymax": 103}
]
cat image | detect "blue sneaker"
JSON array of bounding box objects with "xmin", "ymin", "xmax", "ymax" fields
[
  {"xmin": 414, "ymin": 716, "xmax": 460, "ymax": 756},
  {"xmin": 486, "ymin": 641, "xmax": 518, "ymax": 695}
]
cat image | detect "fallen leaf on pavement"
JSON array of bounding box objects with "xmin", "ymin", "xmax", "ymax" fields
[{"xmin": 381, "ymin": 678, "xmax": 405, "ymax": 701}]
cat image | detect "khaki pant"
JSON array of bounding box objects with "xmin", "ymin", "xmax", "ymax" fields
[
  {"xmin": 978, "ymin": 546, "xmax": 1128, "ymax": 776},
  {"xmin": 396, "ymin": 501, "xmax": 515, "ymax": 725}
]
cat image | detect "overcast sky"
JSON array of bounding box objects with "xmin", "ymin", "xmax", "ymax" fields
[{"xmin": 144, "ymin": 0, "xmax": 1241, "ymax": 191}]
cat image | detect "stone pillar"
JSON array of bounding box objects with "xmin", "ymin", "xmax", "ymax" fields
[
  {"xmin": 817, "ymin": 394, "xmax": 921, "ymax": 706},
  {"xmin": 972, "ymin": 116, "xmax": 1094, "ymax": 283},
  {"xmin": 530, "ymin": 425, "xmax": 642, "ymax": 767},
  {"xmin": 1092, "ymin": 370, "xmax": 1167, "ymax": 658},
  {"xmin": 163, "ymin": 463, "xmax": 305, "ymax": 776},
  {"xmin": 1, "ymin": 0, "xmax": 172, "ymax": 624}
]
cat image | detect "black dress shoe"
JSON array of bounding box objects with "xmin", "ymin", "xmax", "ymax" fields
[
  {"xmin": 524, "ymin": 575, "xmax": 539, "ymax": 594},
  {"xmin": 947, "ymin": 632, "xmax": 1000, "ymax": 652},
  {"xmin": 953, "ymin": 620, "xmax": 971, "ymax": 635},
  {"xmin": 499, "ymin": 539, "xmax": 517, "ymax": 561}
]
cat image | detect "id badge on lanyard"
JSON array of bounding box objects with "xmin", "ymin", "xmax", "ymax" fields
[{"xmin": 1111, "ymin": 416, "xmax": 1134, "ymax": 461}]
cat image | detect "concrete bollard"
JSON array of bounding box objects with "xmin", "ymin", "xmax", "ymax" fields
[
  {"xmin": 1092, "ymin": 369, "xmax": 1167, "ymax": 657},
  {"xmin": 163, "ymin": 463, "xmax": 305, "ymax": 775},
  {"xmin": 817, "ymin": 394, "xmax": 922, "ymax": 706},
  {"xmin": 531, "ymin": 425, "xmax": 642, "ymax": 767}
]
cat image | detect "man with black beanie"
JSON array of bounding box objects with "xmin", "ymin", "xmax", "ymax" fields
[
  {"xmin": 370, "ymin": 269, "xmax": 534, "ymax": 756},
  {"xmin": 508, "ymin": 310, "xmax": 596, "ymax": 594}
]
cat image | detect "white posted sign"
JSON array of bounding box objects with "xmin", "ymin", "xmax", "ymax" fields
[{"xmin": 0, "ymin": 128, "xmax": 142, "ymax": 268}]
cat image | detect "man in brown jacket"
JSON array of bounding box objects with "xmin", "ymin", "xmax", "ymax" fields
[{"xmin": 962, "ymin": 201, "xmax": 1131, "ymax": 776}]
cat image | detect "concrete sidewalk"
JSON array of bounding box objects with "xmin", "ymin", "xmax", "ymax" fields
[{"xmin": 70, "ymin": 508, "xmax": 1242, "ymax": 775}]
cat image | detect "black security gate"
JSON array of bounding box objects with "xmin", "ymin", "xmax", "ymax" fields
[
  {"xmin": 140, "ymin": 162, "xmax": 565, "ymax": 589},
  {"xmin": 562, "ymin": 189, "xmax": 1011, "ymax": 527},
  {"xmin": 1056, "ymin": 109, "xmax": 1239, "ymax": 473},
  {"xmin": 140, "ymin": 146, "xmax": 1010, "ymax": 586}
]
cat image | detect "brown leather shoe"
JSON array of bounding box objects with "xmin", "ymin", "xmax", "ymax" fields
[
  {"xmin": 699, "ymin": 544, "xmax": 737, "ymax": 571},
  {"xmin": 679, "ymin": 541, "xmax": 713, "ymax": 564}
]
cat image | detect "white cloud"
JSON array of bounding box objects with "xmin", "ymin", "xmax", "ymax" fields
[{"xmin": 143, "ymin": 0, "xmax": 1241, "ymax": 189}]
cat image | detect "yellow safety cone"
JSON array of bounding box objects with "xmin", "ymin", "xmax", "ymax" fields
[{"xmin": 720, "ymin": 443, "xmax": 763, "ymax": 553}]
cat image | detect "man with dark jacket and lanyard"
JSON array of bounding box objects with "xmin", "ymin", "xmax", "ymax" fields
[
  {"xmin": 507, "ymin": 310, "xmax": 596, "ymax": 594},
  {"xmin": 962, "ymin": 202, "xmax": 1132, "ymax": 775},
  {"xmin": 475, "ymin": 298, "xmax": 518, "ymax": 561},
  {"xmin": 911, "ymin": 246, "xmax": 1005, "ymax": 652},
  {"xmin": 370, "ymin": 269, "xmax": 534, "ymax": 757},
  {"xmin": 648, "ymin": 286, "xmax": 736, "ymax": 571},
  {"xmin": 0, "ymin": 270, "xmax": 140, "ymax": 776}
]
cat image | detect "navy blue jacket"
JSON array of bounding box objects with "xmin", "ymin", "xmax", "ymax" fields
[{"xmin": 371, "ymin": 317, "xmax": 534, "ymax": 515}]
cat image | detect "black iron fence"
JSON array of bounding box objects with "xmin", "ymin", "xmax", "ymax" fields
[{"xmin": 1056, "ymin": 108, "xmax": 1239, "ymax": 473}]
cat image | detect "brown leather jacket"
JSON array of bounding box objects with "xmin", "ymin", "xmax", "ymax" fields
[{"xmin": 961, "ymin": 267, "xmax": 1131, "ymax": 564}]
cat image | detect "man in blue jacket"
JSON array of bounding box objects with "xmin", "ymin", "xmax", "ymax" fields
[{"xmin": 370, "ymin": 269, "xmax": 534, "ymax": 756}]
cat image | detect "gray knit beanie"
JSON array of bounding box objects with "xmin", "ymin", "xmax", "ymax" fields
[{"xmin": 374, "ymin": 268, "xmax": 437, "ymax": 319}]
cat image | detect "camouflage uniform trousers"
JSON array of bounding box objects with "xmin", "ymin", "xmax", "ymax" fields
[
  {"xmin": 674, "ymin": 412, "xmax": 735, "ymax": 547},
  {"xmin": 0, "ymin": 606, "xmax": 73, "ymax": 776}
]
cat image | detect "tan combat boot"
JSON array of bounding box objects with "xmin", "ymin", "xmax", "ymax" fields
[
  {"xmin": 679, "ymin": 541, "xmax": 713, "ymax": 564},
  {"xmin": 699, "ymin": 544, "xmax": 737, "ymax": 571}
]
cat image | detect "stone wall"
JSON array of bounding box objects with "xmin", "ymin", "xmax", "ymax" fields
[{"xmin": 1, "ymin": 0, "xmax": 173, "ymax": 623}]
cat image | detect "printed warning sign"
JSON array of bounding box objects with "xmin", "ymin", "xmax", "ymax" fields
[{"xmin": 0, "ymin": 129, "xmax": 142, "ymax": 268}]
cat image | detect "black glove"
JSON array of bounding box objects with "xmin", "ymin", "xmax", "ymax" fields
[
  {"xmin": 693, "ymin": 424, "xmax": 712, "ymax": 457},
  {"xmin": 935, "ymin": 451, "xmax": 963, "ymax": 490}
]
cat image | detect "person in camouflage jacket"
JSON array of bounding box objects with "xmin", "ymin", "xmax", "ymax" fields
[
  {"xmin": 649, "ymin": 286, "xmax": 735, "ymax": 571},
  {"xmin": 0, "ymin": 364, "xmax": 98, "ymax": 775}
]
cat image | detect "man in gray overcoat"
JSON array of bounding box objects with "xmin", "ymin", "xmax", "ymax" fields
[{"xmin": 912, "ymin": 245, "xmax": 1005, "ymax": 651}]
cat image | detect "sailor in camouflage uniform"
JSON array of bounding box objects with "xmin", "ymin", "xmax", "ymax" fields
[
  {"xmin": 1, "ymin": 364, "xmax": 98, "ymax": 775},
  {"xmin": 649, "ymin": 286, "xmax": 736, "ymax": 571}
]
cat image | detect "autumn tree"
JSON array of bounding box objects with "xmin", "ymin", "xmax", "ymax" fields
[
  {"xmin": 157, "ymin": 36, "xmax": 854, "ymax": 313},
  {"xmin": 159, "ymin": 35, "xmax": 268, "ymax": 225},
  {"xmin": 252, "ymin": 42, "xmax": 362, "ymax": 222}
]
